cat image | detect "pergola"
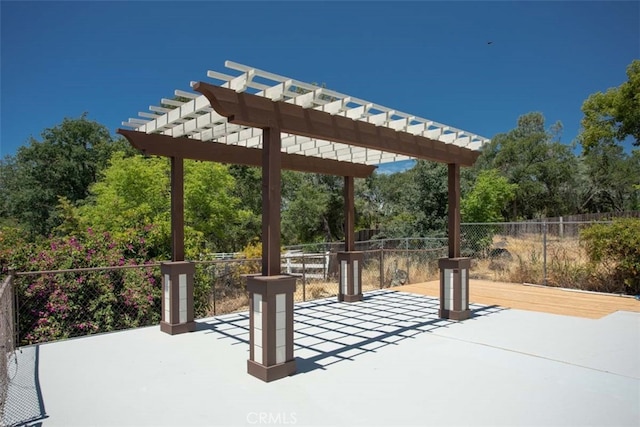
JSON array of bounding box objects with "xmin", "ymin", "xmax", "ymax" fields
[{"xmin": 119, "ymin": 61, "xmax": 488, "ymax": 382}]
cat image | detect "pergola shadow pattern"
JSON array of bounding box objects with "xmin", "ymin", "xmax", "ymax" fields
[
  {"xmin": 120, "ymin": 61, "xmax": 486, "ymax": 381},
  {"xmin": 197, "ymin": 290, "xmax": 506, "ymax": 375},
  {"xmin": 2, "ymin": 346, "xmax": 47, "ymax": 427}
]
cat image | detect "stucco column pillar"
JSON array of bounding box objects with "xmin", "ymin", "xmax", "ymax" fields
[
  {"xmin": 438, "ymin": 258, "xmax": 471, "ymax": 320},
  {"xmin": 337, "ymin": 176, "xmax": 363, "ymax": 302},
  {"xmin": 337, "ymin": 252, "xmax": 364, "ymax": 302},
  {"xmin": 160, "ymin": 261, "xmax": 196, "ymax": 334},
  {"xmin": 246, "ymin": 275, "xmax": 297, "ymax": 382}
]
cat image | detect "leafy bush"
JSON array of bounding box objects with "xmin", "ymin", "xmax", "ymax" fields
[
  {"xmin": 460, "ymin": 169, "xmax": 517, "ymax": 256},
  {"xmin": 581, "ymin": 218, "xmax": 640, "ymax": 295},
  {"xmin": 6, "ymin": 227, "xmax": 161, "ymax": 344}
]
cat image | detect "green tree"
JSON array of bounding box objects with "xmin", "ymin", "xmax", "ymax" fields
[
  {"xmin": 281, "ymin": 172, "xmax": 344, "ymax": 244},
  {"xmin": 282, "ymin": 178, "xmax": 331, "ymax": 244},
  {"xmin": 579, "ymin": 60, "xmax": 640, "ymax": 153},
  {"xmin": 0, "ymin": 115, "xmax": 129, "ymax": 237},
  {"xmin": 355, "ymin": 169, "xmax": 421, "ymax": 238},
  {"xmin": 355, "ymin": 161, "xmax": 462, "ymax": 238},
  {"xmin": 74, "ymin": 152, "xmax": 172, "ymax": 257},
  {"xmin": 72, "ymin": 153, "xmax": 254, "ymax": 257},
  {"xmin": 577, "ymin": 60, "xmax": 640, "ymax": 213},
  {"xmin": 461, "ymin": 169, "xmax": 517, "ymax": 222},
  {"xmin": 408, "ymin": 160, "xmax": 449, "ymax": 235},
  {"xmin": 579, "ymin": 144, "xmax": 640, "ymax": 213},
  {"xmin": 484, "ymin": 113, "xmax": 578, "ymax": 219},
  {"xmin": 184, "ymin": 161, "xmax": 255, "ymax": 252}
]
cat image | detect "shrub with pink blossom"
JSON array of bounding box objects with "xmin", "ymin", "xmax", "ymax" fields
[{"xmin": 4, "ymin": 227, "xmax": 162, "ymax": 344}]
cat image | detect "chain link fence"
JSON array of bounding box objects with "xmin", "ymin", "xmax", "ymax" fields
[
  {"xmin": 282, "ymin": 238, "xmax": 448, "ymax": 299},
  {"xmin": 459, "ymin": 221, "xmax": 624, "ymax": 292},
  {"xmin": 1, "ymin": 226, "xmax": 616, "ymax": 346},
  {"xmin": 1, "ymin": 273, "xmax": 14, "ymax": 424},
  {"xmin": 3, "ymin": 239, "xmax": 447, "ymax": 349},
  {"xmin": 0, "ymin": 222, "xmax": 624, "ymax": 424}
]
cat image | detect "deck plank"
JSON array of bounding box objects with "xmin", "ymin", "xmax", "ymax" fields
[{"xmin": 394, "ymin": 280, "xmax": 640, "ymax": 319}]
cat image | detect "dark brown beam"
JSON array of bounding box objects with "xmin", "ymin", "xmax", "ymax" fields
[
  {"xmin": 193, "ymin": 83, "xmax": 481, "ymax": 167},
  {"xmin": 171, "ymin": 157, "xmax": 185, "ymax": 262},
  {"xmin": 448, "ymin": 163, "xmax": 461, "ymax": 258},
  {"xmin": 344, "ymin": 176, "xmax": 355, "ymax": 252},
  {"xmin": 117, "ymin": 129, "xmax": 375, "ymax": 178},
  {"xmin": 262, "ymin": 128, "xmax": 281, "ymax": 276}
]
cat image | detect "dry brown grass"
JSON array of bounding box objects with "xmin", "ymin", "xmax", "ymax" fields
[
  {"xmin": 199, "ymin": 234, "xmax": 626, "ymax": 317},
  {"xmin": 469, "ymin": 234, "xmax": 564, "ymax": 284},
  {"xmin": 467, "ymin": 234, "xmax": 628, "ymax": 293},
  {"xmin": 362, "ymin": 254, "xmax": 440, "ymax": 289},
  {"xmin": 202, "ymin": 279, "xmax": 340, "ymax": 317},
  {"xmin": 203, "ymin": 292, "xmax": 249, "ymax": 317},
  {"xmin": 294, "ymin": 280, "xmax": 338, "ymax": 301}
]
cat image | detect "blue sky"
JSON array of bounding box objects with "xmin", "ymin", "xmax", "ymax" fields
[{"xmin": 1, "ymin": 1, "xmax": 638, "ymax": 168}]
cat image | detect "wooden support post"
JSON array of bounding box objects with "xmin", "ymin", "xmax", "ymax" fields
[
  {"xmin": 379, "ymin": 248, "xmax": 384, "ymax": 289},
  {"xmin": 262, "ymin": 128, "xmax": 282, "ymax": 276},
  {"xmin": 440, "ymin": 163, "xmax": 470, "ymax": 321},
  {"xmin": 170, "ymin": 157, "xmax": 185, "ymax": 262},
  {"xmin": 448, "ymin": 163, "xmax": 461, "ymax": 258},
  {"xmin": 344, "ymin": 176, "xmax": 355, "ymax": 252}
]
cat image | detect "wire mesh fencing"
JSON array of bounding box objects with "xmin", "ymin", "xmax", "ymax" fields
[
  {"xmin": 2, "ymin": 270, "xmax": 47, "ymax": 427},
  {"xmin": 5, "ymin": 241, "xmax": 449, "ymax": 349},
  {"xmin": 459, "ymin": 221, "xmax": 621, "ymax": 291},
  {"xmin": 13, "ymin": 263, "xmax": 163, "ymax": 347},
  {"xmin": 1, "ymin": 273, "xmax": 14, "ymax": 424},
  {"xmin": 2, "ymin": 345, "xmax": 46, "ymax": 427},
  {"xmin": 5, "ymin": 225, "xmax": 615, "ymax": 350},
  {"xmin": 1, "ymin": 221, "xmax": 628, "ymax": 424},
  {"xmin": 284, "ymin": 237, "xmax": 447, "ymax": 290}
]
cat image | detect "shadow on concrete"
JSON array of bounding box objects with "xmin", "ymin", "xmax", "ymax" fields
[
  {"xmin": 196, "ymin": 290, "xmax": 507, "ymax": 375},
  {"xmin": 2, "ymin": 345, "xmax": 48, "ymax": 427}
]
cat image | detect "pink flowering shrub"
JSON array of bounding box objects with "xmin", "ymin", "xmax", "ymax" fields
[{"xmin": 7, "ymin": 227, "xmax": 162, "ymax": 344}]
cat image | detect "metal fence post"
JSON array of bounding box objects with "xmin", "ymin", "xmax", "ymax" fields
[
  {"xmin": 302, "ymin": 254, "xmax": 306, "ymax": 302},
  {"xmin": 212, "ymin": 266, "xmax": 217, "ymax": 316},
  {"xmin": 379, "ymin": 248, "xmax": 384, "ymax": 289},
  {"xmin": 8, "ymin": 267, "xmax": 17, "ymax": 350},
  {"xmin": 405, "ymin": 238, "xmax": 410, "ymax": 284}
]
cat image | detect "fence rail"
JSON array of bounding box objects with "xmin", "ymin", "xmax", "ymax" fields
[
  {"xmin": 1, "ymin": 219, "xmax": 632, "ymax": 352},
  {"xmin": 1, "ymin": 218, "xmax": 634, "ymax": 426},
  {"xmin": 282, "ymin": 251, "xmax": 329, "ymax": 279}
]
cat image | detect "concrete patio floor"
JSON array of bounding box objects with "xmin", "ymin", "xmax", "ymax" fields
[{"xmin": 4, "ymin": 289, "xmax": 639, "ymax": 427}]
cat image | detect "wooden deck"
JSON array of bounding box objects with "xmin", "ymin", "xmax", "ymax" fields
[{"xmin": 395, "ymin": 280, "xmax": 640, "ymax": 319}]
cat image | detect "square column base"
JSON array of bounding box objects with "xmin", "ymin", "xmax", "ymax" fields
[
  {"xmin": 160, "ymin": 321, "xmax": 196, "ymax": 335},
  {"xmin": 340, "ymin": 294, "xmax": 362, "ymax": 303},
  {"xmin": 160, "ymin": 261, "xmax": 196, "ymax": 335},
  {"xmin": 247, "ymin": 275, "xmax": 297, "ymax": 382},
  {"xmin": 247, "ymin": 359, "xmax": 296, "ymax": 383},
  {"xmin": 337, "ymin": 251, "xmax": 364, "ymax": 302},
  {"xmin": 438, "ymin": 309, "xmax": 471, "ymax": 321},
  {"xmin": 438, "ymin": 257, "xmax": 471, "ymax": 321}
]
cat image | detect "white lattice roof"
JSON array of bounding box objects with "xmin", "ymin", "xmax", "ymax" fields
[{"xmin": 122, "ymin": 61, "xmax": 489, "ymax": 166}]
